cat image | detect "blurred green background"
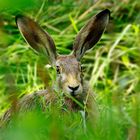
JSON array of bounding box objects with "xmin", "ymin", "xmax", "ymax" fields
[{"xmin": 0, "ymin": 0, "xmax": 140, "ymax": 139}]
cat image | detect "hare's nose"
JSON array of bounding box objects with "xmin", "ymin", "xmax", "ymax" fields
[{"xmin": 68, "ymin": 85, "xmax": 79, "ymax": 91}]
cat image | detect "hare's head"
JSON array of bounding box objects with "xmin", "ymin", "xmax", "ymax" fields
[{"xmin": 16, "ymin": 9, "xmax": 110, "ymax": 97}]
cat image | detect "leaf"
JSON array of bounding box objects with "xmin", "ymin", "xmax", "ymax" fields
[{"xmin": 122, "ymin": 54, "xmax": 130, "ymax": 67}]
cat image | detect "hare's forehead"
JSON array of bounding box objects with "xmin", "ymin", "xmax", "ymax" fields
[{"xmin": 56, "ymin": 55, "xmax": 80, "ymax": 68}]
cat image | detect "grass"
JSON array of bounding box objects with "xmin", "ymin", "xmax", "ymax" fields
[{"xmin": 0, "ymin": 0, "xmax": 140, "ymax": 139}]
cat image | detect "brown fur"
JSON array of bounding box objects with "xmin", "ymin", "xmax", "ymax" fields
[{"xmin": 0, "ymin": 9, "xmax": 110, "ymax": 126}]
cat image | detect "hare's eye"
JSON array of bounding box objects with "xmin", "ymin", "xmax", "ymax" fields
[{"xmin": 56, "ymin": 66, "xmax": 60, "ymax": 74}]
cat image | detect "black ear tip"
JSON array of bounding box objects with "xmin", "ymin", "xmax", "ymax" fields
[
  {"xmin": 104, "ymin": 9, "xmax": 110, "ymax": 14},
  {"xmin": 15, "ymin": 14, "xmax": 25, "ymax": 24},
  {"xmin": 96, "ymin": 9, "xmax": 111, "ymax": 19},
  {"xmin": 104, "ymin": 9, "xmax": 111, "ymax": 17}
]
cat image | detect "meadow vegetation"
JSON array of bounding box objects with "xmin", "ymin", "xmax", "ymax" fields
[{"xmin": 0, "ymin": 0, "xmax": 140, "ymax": 139}]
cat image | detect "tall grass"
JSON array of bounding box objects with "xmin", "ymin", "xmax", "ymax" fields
[{"xmin": 0, "ymin": 0, "xmax": 140, "ymax": 139}]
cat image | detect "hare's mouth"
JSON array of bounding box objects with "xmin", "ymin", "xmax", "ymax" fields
[
  {"xmin": 69, "ymin": 89, "xmax": 83, "ymax": 98},
  {"xmin": 63, "ymin": 91, "xmax": 81, "ymax": 99},
  {"xmin": 63, "ymin": 89, "xmax": 81, "ymax": 97},
  {"xmin": 70, "ymin": 91, "xmax": 77, "ymax": 97}
]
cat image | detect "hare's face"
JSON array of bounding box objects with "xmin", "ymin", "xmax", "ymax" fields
[
  {"xmin": 16, "ymin": 9, "xmax": 110, "ymax": 97},
  {"xmin": 56, "ymin": 55, "xmax": 83, "ymax": 96}
]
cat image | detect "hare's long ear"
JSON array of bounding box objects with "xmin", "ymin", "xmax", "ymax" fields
[
  {"xmin": 16, "ymin": 15, "xmax": 57, "ymax": 64},
  {"xmin": 73, "ymin": 9, "xmax": 110, "ymax": 60}
]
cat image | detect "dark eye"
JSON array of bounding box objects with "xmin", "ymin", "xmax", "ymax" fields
[{"xmin": 56, "ymin": 66, "xmax": 60, "ymax": 74}]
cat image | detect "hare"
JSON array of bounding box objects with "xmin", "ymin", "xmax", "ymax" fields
[{"xmin": 0, "ymin": 9, "xmax": 110, "ymax": 125}]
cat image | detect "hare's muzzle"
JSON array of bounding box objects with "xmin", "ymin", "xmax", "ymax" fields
[
  {"xmin": 68, "ymin": 85, "xmax": 79, "ymax": 91},
  {"xmin": 65, "ymin": 81, "xmax": 83, "ymax": 97},
  {"xmin": 68, "ymin": 85, "xmax": 80, "ymax": 96}
]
